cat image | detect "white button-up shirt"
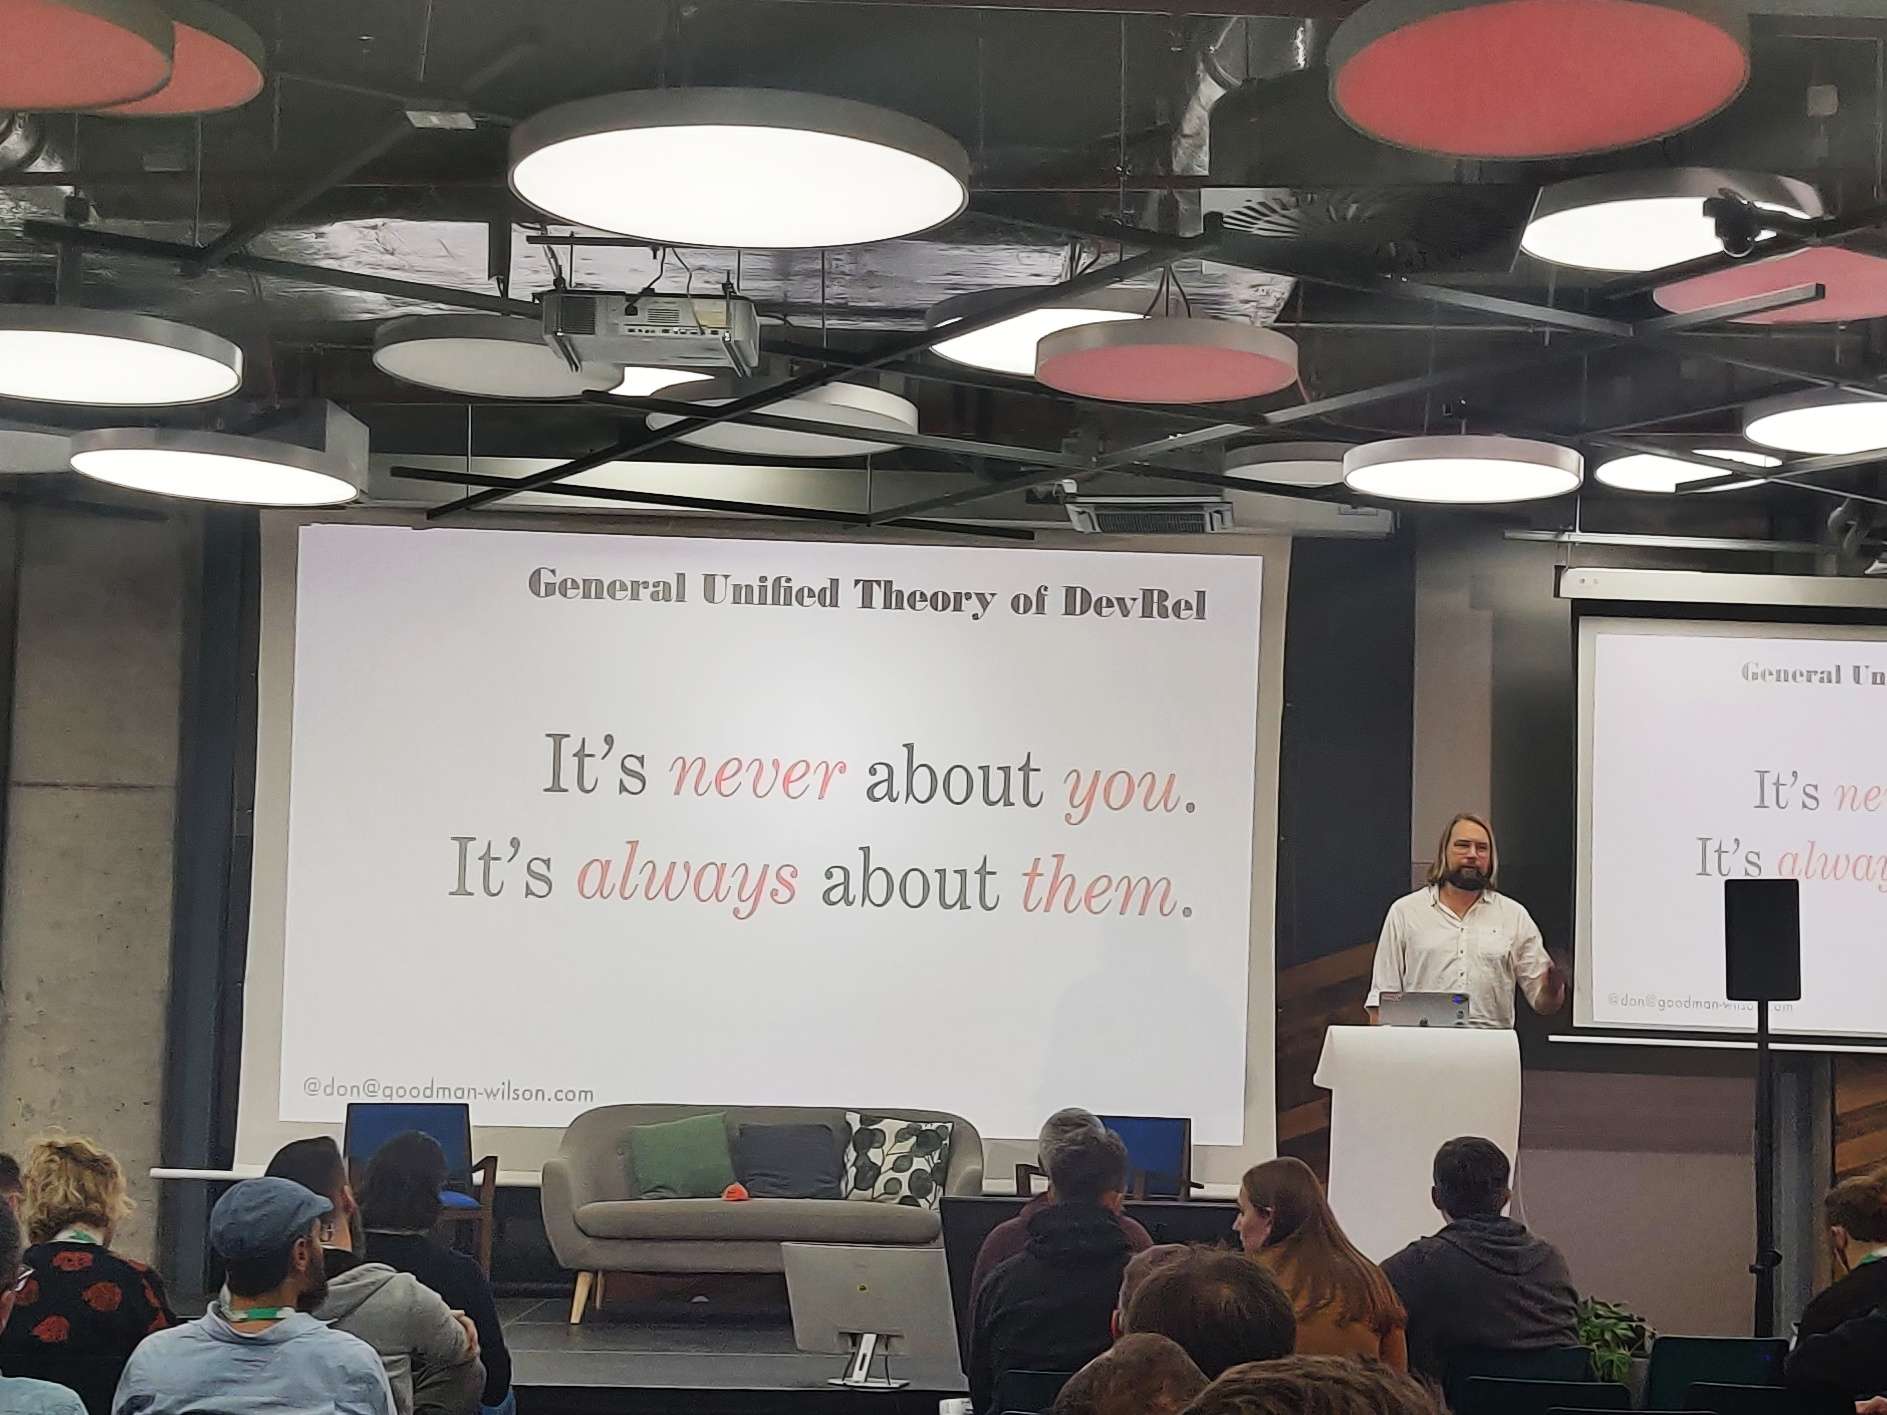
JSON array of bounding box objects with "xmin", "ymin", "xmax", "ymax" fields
[{"xmin": 1366, "ymin": 885, "xmax": 1553, "ymax": 1029}]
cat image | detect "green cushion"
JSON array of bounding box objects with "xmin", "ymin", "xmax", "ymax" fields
[{"xmin": 626, "ymin": 1113, "xmax": 737, "ymax": 1199}]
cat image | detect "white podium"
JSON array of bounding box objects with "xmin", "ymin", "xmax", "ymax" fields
[{"xmin": 1314, "ymin": 1026, "xmax": 1521, "ymax": 1263}]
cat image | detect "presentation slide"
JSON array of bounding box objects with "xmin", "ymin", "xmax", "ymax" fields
[
  {"xmin": 273, "ymin": 524, "xmax": 1265, "ymax": 1144},
  {"xmin": 1578, "ymin": 616, "xmax": 1887, "ymax": 1037}
]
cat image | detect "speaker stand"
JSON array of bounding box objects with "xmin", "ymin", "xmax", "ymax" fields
[{"xmin": 1751, "ymin": 997, "xmax": 1780, "ymax": 1338}]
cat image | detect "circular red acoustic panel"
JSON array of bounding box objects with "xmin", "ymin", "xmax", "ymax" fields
[
  {"xmin": 1329, "ymin": 0, "xmax": 1749, "ymax": 159},
  {"xmin": 99, "ymin": 0, "xmax": 265, "ymax": 116},
  {"xmin": 0, "ymin": 0, "xmax": 172, "ymax": 111},
  {"xmin": 1035, "ymin": 319, "xmax": 1299, "ymax": 405},
  {"xmin": 1653, "ymin": 247, "xmax": 1887, "ymax": 325}
]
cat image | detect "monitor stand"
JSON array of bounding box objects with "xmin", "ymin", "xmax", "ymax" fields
[{"xmin": 828, "ymin": 1332, "xmax": 909, "ymax": 1390}]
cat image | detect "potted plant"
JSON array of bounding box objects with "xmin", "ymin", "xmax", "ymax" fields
[{"xmin": 1579, "ymin": 1297, "xmax": 1654, "ymax": 1398}]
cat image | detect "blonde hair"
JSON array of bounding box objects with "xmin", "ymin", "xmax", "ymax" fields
[
  {"xmin": 23, "ymin": 1133, "xmax": 132, "ymax": 1246},
  {"xmin": 1425, "ymin": 811, "xmax": 1498, "ymax": 889}
]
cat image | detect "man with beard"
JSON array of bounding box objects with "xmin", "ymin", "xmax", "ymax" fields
[
  {"xmin": 1366, "ymin": 812, "xmax": 1567, "ymax": 1029},
  {"xmin": 112, "ymin": 1179, "xmax": 394, "ymax": 1415}
]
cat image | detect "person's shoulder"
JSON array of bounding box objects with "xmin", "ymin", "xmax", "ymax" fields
[
  {"xmin": 0, "ymin": 1374, "xmax": 88, "ymax": 1415},
  {"xmin": 1387, "ymin": 887, "xmax": 1435, "ymax": 918},
  {"xmin": 1380, "ymin": 1234, "xmax": 1445, "ymax": 1276},
  {"xmin": 317, "ymin": 1319, "xmax": 393, "ymax": 1366},
  {"xmin": 1487, "ymin": 890, "xmax": 1539, "ymax": 925}
]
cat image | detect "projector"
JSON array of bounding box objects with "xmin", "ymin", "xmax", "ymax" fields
[{"xmin": 539, "ymin": 290, "xmax": 761, "ymax": 377}]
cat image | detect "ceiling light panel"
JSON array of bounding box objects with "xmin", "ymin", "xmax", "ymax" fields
[
  {"xmin": 1522, "ymin": 169, "xmax": 1820, "ymax": 273},
  {"xmin": 645, "ymin": 383, "xmax": 919, "ymax": 458},
  {"xmin": 0, "ymin": 0, "xmax": 173, "ymax": 111},
  {"xmin": 510, "ymin": 88, "xmax": 970, "ymax": 248},
  {"xmin": 96, "ymin": 0, "xmax": 263, "ymax": 116},
  {"xmin": 373, "ymin": 315, "xmax": 619, "ymax": 399},
  {"xmin": 70, "ymin": 427, "xmax": 363, "ymax": 506},
  {"xmin": 926, "ymin": 288, "xmax": 1148, "ymax": 378},
  {"xmin": 1343, "ymin": 436, "xmax": 1583, "ymax": 503},
  {"xmin": 1744, "ymin": 390, "xmax": 1887, "ymax": 455},
  {"xmin": 1035, "ymin": 319, "xmax": 1299, "ymax": 404},
  {"xmin": 0, "ymin": 307, "xmax": 241, "ymax": 405}
]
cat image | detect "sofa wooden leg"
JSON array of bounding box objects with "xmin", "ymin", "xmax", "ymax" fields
[
  {"xmin": 592, "ymin": 1270, "xmax": 606, "ymax": 1313},
  {"xmin": 569, "ymin": 1270, "xmax": 593, "ymax": 1325}
]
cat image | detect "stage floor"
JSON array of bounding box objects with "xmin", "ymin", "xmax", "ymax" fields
[{"xmin": 504, "ymin": 1293, "xmax": 967, "ymax": 1415}]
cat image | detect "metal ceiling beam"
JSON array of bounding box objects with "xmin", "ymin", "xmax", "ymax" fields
[
  {"xmin": 1005, "ymin": 211, "xmax": 1636, "ymax": 337},
  {"xmin": 427, "ymin": 237, "xmax": 1209, "ymax": 519},
  {"xmin": 392, "ymin": 465, "xmax": 1037, "ymax": 540},
  {"xmin": 22, "ymin": 221, "xmax": 537, "ymax": 316},
  {"xmin": 1094, "ymin": 284, "xmax": 1825, "ymax": 471},
  {"xmin": 192, "ymin": 32, "xmax": 542, "ymax": 273}
]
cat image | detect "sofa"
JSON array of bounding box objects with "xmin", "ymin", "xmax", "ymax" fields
[{"xmin": 542, "ymin": 1102, "xmax": 984, "ymax": 1321}]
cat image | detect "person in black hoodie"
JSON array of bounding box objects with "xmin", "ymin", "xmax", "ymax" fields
[
  {"xmin": 1379, "ymin": 1137, "xmax": 1579, "ymax": 1383},
  {"xmin": 968, "ymin": 1128, "xmax": 1132, "ymax": 1414}
]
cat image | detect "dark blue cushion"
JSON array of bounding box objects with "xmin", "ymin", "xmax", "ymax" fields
[
  {"xmin": 438, "ymin": 1188, "xmax": 481, "ymax": 1211},
  {"xmin": 731, "ymin": 1122, "xmax": 845, "ymax": 1199}
]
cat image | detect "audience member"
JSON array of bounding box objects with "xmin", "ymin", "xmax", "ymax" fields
[
  {"xmin": 1800, "ymin": 1172, "xmax": 1887, "ymax": 1340},
  {"xmin": 971, "ymin": 1110, "xmax": 1153, "ymax": 1296},
  {"xmin": 1380, "ymin": 1137, "xmax": 1578, "ymax": 1382},
  {"xmin": 1237, "ymin": 1162, "xmax": 1403, "ymax": 1373},
  {"xmin": 1180, "ymin": 1354, "xmax": 1446, "ymax": 1415},
  {"xmin": 112, "ymin": 1177, "xmax": 394, "ymax": 1415},
  {"xmin": 358, "ymin": 1134, "xmax": 511, "ymax": 1415},
  {"xmin": 266, "ymin": 1139, "xmax": 482, "ymax": 1415},
  {"xmin": 1052, "ymin": 1333, "xmax": 1206, "ymax": 1415},
  {"xmin": 1122, "ymin": 1248, "xmax": 1296, "ymax": 1379},
  {"xmin": 1115, "ymin": 1245, "xmax": 1187, "ymax": 1338},
  {"xmin": 1787, "ymin": 1304, "xmax": 1887, "ymax": 1399},
  {"xmin": 968, "ymin": 1128, "xmax": 1134, "ymax": 1414},
  {"xmin": 0, "ymin": 1200, "xmax": 84, "ymax": 1415},
  {"xmin": 1237, "ymin": 1159, "xmax": 1406, "ymax": 1370},
  {"xmin": 0, "ymin": 1158, "xmax": 20, "ymax": 1216},
  {"xmin": 0, "ymin": 1136, "xmax": 176, "ymax": 1415}
]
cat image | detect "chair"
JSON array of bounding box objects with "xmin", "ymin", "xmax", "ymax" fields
[
  {"xmin": 1685, "ymin": 1385, "xmax": 1853, "ymax": 1415},
  {"xmin": 1645, "ymin": 1338, "xmax": 1789, "ymax": 1411},
  {"xmin": 992, "ymin": 1369, "xmax": 1076, "ymax": 1415},
  {"xmin": 1459, "ymin": 1377, "xmax": 1630, "ymax": 1415},
  {"xmin": 1444, "ymin": 1346, "xmax": 1595, "ymax": 1409},
  {"xmin": 1098, "ymin": 1115, "xmax": 1197, "ymax": 1200},
  {"xmin": 343, "ymin": 1101, "xmax": 497, "ymax": 1276}
]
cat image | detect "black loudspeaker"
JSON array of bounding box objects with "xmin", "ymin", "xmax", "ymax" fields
[{"xmin": 1724, "ymin": 878, "xmax": 1803, "ymax": 1002}]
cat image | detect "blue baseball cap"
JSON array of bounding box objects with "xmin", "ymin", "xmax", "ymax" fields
[{"xmin": 209, "ymin": 1177, "xmax": 332, "ymax": 1260}]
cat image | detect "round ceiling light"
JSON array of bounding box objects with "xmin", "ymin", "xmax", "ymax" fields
[
  {"xmin": 645, "ymin": 382, "xmax": 919, "ymax": 458},
  {"xmin": 96, "ymin": 0, "xmax": 264, "ymax": 116},
  {"xmin": 1035, "ymin": 319, "xmax": 1299, "ymax": 404},
  {"xmin": 0, "ymin": 0, "xmax": 173, "ymax": 111},
  {"xmin": 1595, "ymin": 446, "xmax": 1780, "ymax": 493},
  {"xmin": 1744, "ymin": 389, "xmax": 1887, "ymax": 455},
  {"xmin": 611, "ymin": 367, "xmax": 714, "ymax": 398},
  {"xmin": 0, "ymin": 307, "xmax": 240, "ymax": 405},
  {"xmin": 1328, "ymin": 0, "xmax": 1748, "ymax": 159},
  {"xmin": 1654, "ymin": 246, "xmax": 1887, "ymax": 325},
  {"xmin": 0, "ymin": 424, "xmax": 71, "ymax": 473},
  {"xmin": 1224, "ymin": 441, "xmax": 1349, "ymax": 487},
  {"xmin": 70, "ymin": 428, "xmax": 363, "ymax": 506},
  {"xmin": 926, "ymin": 288, "xmax": 1147, "ymax": 378},
  {"xmin": 1522, "ymin": 169, "xmax": 1820, "ymax": 273},
  {"xmin": 372, "ymin": 315, "xmax": 619, "ymax": 399},
  {"xmin": 509, "ymin": 88, "xmax": 970, "ymax": 248},
  {"xmin": 1343, "ymin": 435, "xmax": 1583, "ymax": 503}
]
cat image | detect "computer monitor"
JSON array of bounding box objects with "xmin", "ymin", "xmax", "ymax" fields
[{"xmin": 782, "ymin": 1242, "xmax": 962, "ymax": 1389}]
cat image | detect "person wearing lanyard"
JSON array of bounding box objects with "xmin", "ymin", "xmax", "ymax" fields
[
  {"xmin": 112, "ymin": 1178, "xmax": 394, "ymax": 1415},
  {"xmin": 1365, "ymin": 812, "xmax": 1568, "ymax": 1029},
  {"xmin": 0, "ymin": 1136, "xmax": 177, "ymax": 1415},
  {"xmin": 1797, "ymin": 1172, "xmax": 1887, "ymax": 1341}
]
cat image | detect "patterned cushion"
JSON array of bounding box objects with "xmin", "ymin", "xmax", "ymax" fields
[{"xmin": 843, "ymin": 1112, "xmax": 953, "ymax": 1209}]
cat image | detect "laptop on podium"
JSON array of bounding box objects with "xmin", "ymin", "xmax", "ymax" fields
[{"xmin": 1378, "ymin": 991, "xmax": 1471, "ymax": 1027}]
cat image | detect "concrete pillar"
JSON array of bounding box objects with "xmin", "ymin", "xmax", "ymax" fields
[{"xmin": 0, "ymin": 506, "xmax": 193, "ymax": 1262}]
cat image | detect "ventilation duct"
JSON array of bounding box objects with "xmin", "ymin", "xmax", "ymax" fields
[{"xmin": 1064, "ymin": 493, "xmax": 1235, "ymax": 534}]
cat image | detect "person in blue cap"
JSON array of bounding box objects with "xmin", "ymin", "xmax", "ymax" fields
[{"xmin": 110, "ymin": 1177, "xmax": 394, "ymax": 1415}]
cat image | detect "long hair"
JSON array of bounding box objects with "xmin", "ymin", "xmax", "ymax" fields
[
  {"xmin": 23, "ymin": 1133, "xmax": 132, "ymax": 1247},
  {"xmin": 1240, "ymin": 1158, "xmax": 1402, "ymax": 1329},
  {"xmin": 358, "ymin": 1131, "xmax": 446, "ymax": 1231},
  {"xmin": 1424, "ymin": 811, "xmax": 1498, "ymax": 889}
]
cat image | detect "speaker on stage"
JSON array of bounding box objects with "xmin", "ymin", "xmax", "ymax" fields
[
  {"xmin": 1723, "ymin": 876, "xmax": 1802, "ymax": 1340},
  {"xmin": 1724, "ymin": 878, "xmax": 1802, "ymax": 1002}
]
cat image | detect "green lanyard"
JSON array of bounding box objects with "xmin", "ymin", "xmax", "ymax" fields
[
  {"xmin": 226, "ymin": 1307, "xmax": 293, "ymax": 1323},
  {"xmin": 51, "ymin": 1228, "xmax": 101, "ymax": 1246}
]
